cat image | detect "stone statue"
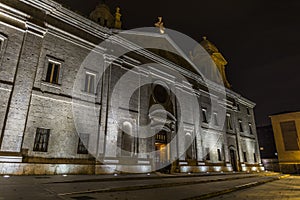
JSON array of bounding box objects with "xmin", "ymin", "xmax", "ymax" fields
[
  {"xmin": 115, "ymin": 7, "xmax": 122, "ymax": 29},
  {"xmin": 155, "ymin": 17, "xmax": 165, "ymax": 34}
]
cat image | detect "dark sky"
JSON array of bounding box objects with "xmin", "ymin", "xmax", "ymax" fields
[{"xmin": 55, "ymin": 0, "xmax": 300, "ymax": 126}]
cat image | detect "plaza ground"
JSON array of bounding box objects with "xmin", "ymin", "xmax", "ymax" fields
[{"xmin": 0, "ymin": 172, "xmax": 299, "ymax": 200}]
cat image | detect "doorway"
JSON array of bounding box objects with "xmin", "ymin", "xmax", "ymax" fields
[
  {"xmin": 155, "ymin": 142, "xmax": 172, "ymax": 173},
  {"xmin": 155, "ymin": 143, "xmax": 167, "ymax": 164},
  {"xmin": 230, "ymin": 149, "xmax": 238, "ymax": 171}
]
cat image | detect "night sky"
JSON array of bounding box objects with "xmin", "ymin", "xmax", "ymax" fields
[{"xmin": 55, "ymin": 0, "xmax": 300, "ymax": 126}]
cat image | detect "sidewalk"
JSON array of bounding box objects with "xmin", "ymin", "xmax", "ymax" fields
[
  {"xmin": 0, "ymin": 171, "xmax": 286, "ymax": 200},
  {"xmin": 0, "ymin": 171, "xmax": 253, "ymax": 184}
]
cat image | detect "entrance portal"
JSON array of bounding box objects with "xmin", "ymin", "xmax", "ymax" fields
[
  {"xmin": 155, "ymin": 143, "xmax": 170, "ymax": 172},
  {"xmin": 155, "ymin": 143, "xmax": 167, "ymax": 163},
  {"xmin": 154, "ymin": 130, "xmax": 170, "ymax": 171}
]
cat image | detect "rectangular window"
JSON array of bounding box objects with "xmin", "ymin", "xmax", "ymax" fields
[
  {"xmin": 226, "ymin": 114, "xmax": 233, "ymax": 130},
  {"xmin": 243, "ymin": 151, "xmax": 247, "ymax": 162},
  {"xmin": 46, "ymin": 61, "xmax": 61, "ymax": 84},
  {"xmin": 33, "ymin": 128, "xmax": 50, "ymax": 152},
  {"xmin": 202, "ymin": 108, "xmax": 208, "ymax": 123},
  {"xmin": 205, "ymin": 147, "xmax": 210, "ymax": 160},
  {"xmin": 247, "ymin": 107, "xmax": 250, "ymax": 115},
  {"xmin": 213, "ymin": 113, "xmax": 218, "ymax": 126},
  {"xmin": 155, "ymin": 131, "xmax": 167, "ymax": 143},
  {"xmin": 249, "ymin": 123, "xmax": 253, "ymax": 134},
  {"xmin": 253, "ymin": 153, "xmax": 257, "ymax": 163},
  {"xmin": 280, "ymin": 121, "xmax": 300, "ymax": 151},
  {"xmin": 0, "ymin": 40, "xmax": 2, "ymax": 61},
  {"xmin": 77, "ymin": 134, "xmax": 89, "ymax": 154},
  {"xmin": 0, "ymin": 34, "xmax": 8, "ymax": 61},
  {"xmin": 236, "ymin": 103, "xmax": 240, "ymax": 111},
  {"xmin": 239, "ymin": 120, "xmax": 243, "ymax": 132},
  {"xmin": 84, "ymin": 72, "xmax": 96, "ymax": 94},
  {"xmin": 217, "ymin": 149, "xmax": 222, "ymax": 161}
]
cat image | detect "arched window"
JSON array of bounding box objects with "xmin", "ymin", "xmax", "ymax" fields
[
  {"xmin": 121, "ymin": 122, "xmax": 133, "ymax": 157},
  {"xmin": 185, "ymin": 132, "xmax": 193, "ymax": 160}
]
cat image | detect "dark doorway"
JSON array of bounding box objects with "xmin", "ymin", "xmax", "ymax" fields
[
  {"xmin": 155, "ymin": 130, "xmax": 170, "ymax": 173},
  {"xmin": 230, "ymin": 149, "xmax": 238, "ymax": 171},
  {"xmin": 185, "ymin": 134, "xmax": 193, "ymax": 160}
]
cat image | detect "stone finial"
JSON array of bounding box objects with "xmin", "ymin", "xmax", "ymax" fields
[{"xmin": 155, "ymin": 16, "xmax": 165, "ymax": 34}]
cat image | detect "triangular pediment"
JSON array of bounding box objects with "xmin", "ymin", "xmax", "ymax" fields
[{"xmin": 118, "ymin": 30, "xmax": 205, "ymax": 76}]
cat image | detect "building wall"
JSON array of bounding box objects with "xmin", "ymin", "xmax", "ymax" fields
[
  {"xmin": 0, "ymin": 0, "xmax": 263, "ymax": 174},
  {"xmin": 270, "ymin": 112, "xmax": 300, "ymax": 174}
]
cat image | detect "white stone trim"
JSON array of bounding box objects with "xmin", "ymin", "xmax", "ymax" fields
[{"xmin": 0, "ymin": 156, "xmax": 22, "ymax": 163}]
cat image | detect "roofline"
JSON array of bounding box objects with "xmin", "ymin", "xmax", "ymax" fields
[
  {"xmin": 11, "ymin": 0, "xmax": 255, "ymax": 105},
  {"xmin": 269, "ymin": 111, "xmax": 300, "ymax": 118}
]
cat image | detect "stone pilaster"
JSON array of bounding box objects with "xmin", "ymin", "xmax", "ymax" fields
[
  {"xmin": 98, "ymin": 58, "xmax": 112, "ymax": 157},
  {"xmin": 0, "ymin": 24, "xmax": 45, "ymax": 152}
]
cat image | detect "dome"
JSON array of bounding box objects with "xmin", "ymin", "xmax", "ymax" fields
[{"xmin": 89, "ymin": 3, "xmax": 114, "ymax": 28}]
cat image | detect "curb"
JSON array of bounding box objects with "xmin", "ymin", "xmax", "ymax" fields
[
  {"xmin": 48, "ymin": 172, "xmax": 269, "ymax": 184},
  {"xmin": 58, "ymin": 174, "xmax": 263, "ymax": 197}
]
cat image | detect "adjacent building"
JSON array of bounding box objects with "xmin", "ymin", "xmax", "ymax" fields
[
  {"xmin": 0, "ymin": 0, "xmax": 263, "ymax": 175},
  {"xmin": 270, "ymin": 111, "xmax": 300, "ymax": 174}
]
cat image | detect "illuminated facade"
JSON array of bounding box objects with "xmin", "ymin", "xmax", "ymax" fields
[
  {"xmin": 270, "ymin": 112, "xmax": 300, "ymax": 174},
  {"xmin": 0, "ymin": 0, "xmax": 263, "ymax": 174}
]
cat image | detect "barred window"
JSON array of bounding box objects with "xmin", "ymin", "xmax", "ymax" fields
[
  {"xmin": 33, "ymin": 128, "xmax": 50, "ymax": 152},
  {"xmin": 77, "ymin": 134, "xmax": 89, "ymax": 154},
  {"xmin": 155, "ymin": 131, "xmax": 167, "ymax": 144}
]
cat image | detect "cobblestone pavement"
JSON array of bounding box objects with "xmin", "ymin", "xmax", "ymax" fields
[
  {"xmin": 210, "ymin": 175, "xmax": 300, "ymax": 200},
  {"xmin": 0, "ymin": 172, "xmax": 295, "ymax": 200}
]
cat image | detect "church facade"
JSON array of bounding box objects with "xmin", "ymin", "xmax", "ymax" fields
[{"xmin": 0, "ymin": 0, "xmax": 263, "ymax": 175}]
